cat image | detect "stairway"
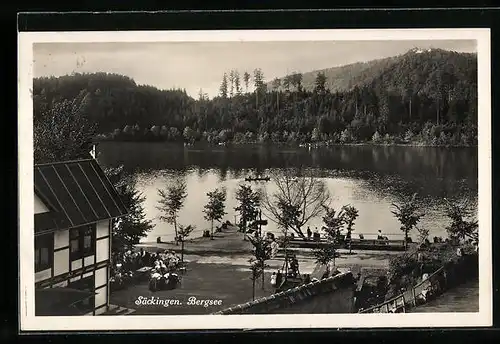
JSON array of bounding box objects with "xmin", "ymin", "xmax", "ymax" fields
[{"xmin": 102, "ymin": 304, "xmax": 136, "ymax": 315}]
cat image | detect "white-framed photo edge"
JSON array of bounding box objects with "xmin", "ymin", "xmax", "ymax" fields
[{"xmin": 18, "ymin": 28, "xmax": 492, "ymax": 331}]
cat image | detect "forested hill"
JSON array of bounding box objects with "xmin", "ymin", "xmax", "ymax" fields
[
  {"xmin": 33, "ymin": 47, "xmax": 478, "ymax": 163},
  {"xmin": 267, "ymin": 48, "xmax": 477, "ymax": 97}
]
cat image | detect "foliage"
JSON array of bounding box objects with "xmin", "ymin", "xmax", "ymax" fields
[
  {"xmin": 234, "ymin": 184, "xmax": 261, "ymax": 236},
  {"xmin": 313, "ymin": 245, "xmax": 337, "ymax": 266},
  {"xmin": 33, "ymin": 48, "xmax": 478, "ymax": 149},
  {"xmin": 247, "ymin": 234, "xmax": 272, "ymax": 290},
  {"xmin": 106, "ymin": 168, "xmax": 154, "ymax": 252},
  {"xmin": 391, "ymin": 193, "xmax": 423, "ymax": 249},
  {"xmin": 177, "ymin": 224, "xmax": 195, "ymax": 262},
  {"xmin": 342, "ymin": 205, "xmax": 359, "ymax": 253},
  {"xmin": 34, "ymin": 90, "xmax": 96, "ymax": 163},
  {"xmin": 203, "ymin": 188, "xmax": 227, "ymax": 238},
  {"xmin": 261, "ymin": 169, "xmax": 330, "ymax": 238},
  {"xmin": 157, "ymin": 179, "xmax": 188, "ymax": 243},
  {"xmin": 177, "ymin": 224, "xmax": 195, "ymax": 242},
  {"xmin": 312, "ymin": 205, "xmax": 346, "ymax": 268},
  {"xmin": 445, "ymin": 199, "xmax": 478, "ymax": 242}
]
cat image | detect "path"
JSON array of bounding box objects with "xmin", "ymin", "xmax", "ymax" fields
[{"xmin": 411, "ymin": 280, "xmax": 479, "ymax": 313}]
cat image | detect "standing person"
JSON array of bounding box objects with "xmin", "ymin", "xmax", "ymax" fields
[
  {"xmin": 307, "ymin": 226, "xmax": 312, "ymax": 240},
  {"xmin": 276, "ymin": 270, "xmax": 283, "ymax": 289},
  {"xmin": 270, "ymin": 272, "xmax": 277, "ymax": 288},
  {"xmin": 377, "ymin": 230, "xmax": 383, "ymax": 240}
]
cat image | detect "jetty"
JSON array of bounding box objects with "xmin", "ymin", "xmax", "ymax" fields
[{"xmin": 284, "ymin": 237, "xmax": 406, "ymax": 252}]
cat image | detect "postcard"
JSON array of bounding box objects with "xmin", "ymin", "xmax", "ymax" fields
[{"xmin": 18, "ymin": 28, "xmax": 492, "ymax": 331}]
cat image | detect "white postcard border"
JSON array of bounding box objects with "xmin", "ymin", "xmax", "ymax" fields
[{"xmin": 18, "ymin": 28, "xmax": 492, "ymax": 331}]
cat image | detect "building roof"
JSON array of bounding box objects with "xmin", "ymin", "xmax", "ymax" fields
[
  {"xmin": 34, "ymin": 159, "xmax": 128, "ymax": 234},
  {"xmin": 212, "ymin": 271, "xmax": 354, "ymax": 315}
]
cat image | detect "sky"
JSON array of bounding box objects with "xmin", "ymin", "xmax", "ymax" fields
[{"xmin": 33, "ymin": 40, "xmax": 476, "ymax": 98}]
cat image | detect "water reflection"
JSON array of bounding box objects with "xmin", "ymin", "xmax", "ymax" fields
[{"xmin": 97, "ymin": 142, "xmax": 478, "ymax": 242}]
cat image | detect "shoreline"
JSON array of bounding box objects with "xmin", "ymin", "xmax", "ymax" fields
[{"xmin": 96, "ymin": 139, "xmax": 477, "ymax": 149}]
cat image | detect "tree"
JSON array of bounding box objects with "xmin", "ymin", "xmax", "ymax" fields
[
  {"xmin": 313, "ymin": 206, "xmax": 345, "ymax": 270},
  {"xmin": 253, "ymin": 68, "xmax": 265, "ymax": 107},
  {"xmin": 342, "ymin": 205, "xmax": 359, "ymax": 254},
  {"xmin": 157, "ymin": 179, "xmax": 188, "ymax": 244},
  {"xmin": 283, "ymin": 75, "xmax": 292, "ymax": 92},
  {"xmin": 233, "ymin": 70, "xmax": 241, "ymax": 95},
  {"xmin": 177, "ymin": 224, "xmax": 195, "ymax": 263},
  {"xmin": 203, "ymin": 188, "xmax": 227, "ymax": 239},
  {"xmin": 34, "ymin": 90, "xmax": 96, "ymax": 163},
  {"xmin": 198, "ymin": 88, "xmax": 207, "ymax": 101},
  {"xmin": 248, "ymin": 234, "xmax": 271, "ymax": 290},
  {"xmin": 229, "ymin": 70, "xmax": 235, "ymax": 97},
  {"xmin": 243, "ymin": 71, "xmax": 251, "ymax": 93},
  {"xmin": 106, "ymin": 167, "xmax": 154, "ymax": 252},
  {"xmin": 291, "ymin": 72, "xmax": 303, "ymax": 92},
  {"xmin": 262, "ymin": 169, "xmax": 330, "ymax": 239},
  {"xmin": 219, "ymin": 73, "xmax": 228, "ymax": 98},
  {"xmin": 183, "ymin": 126, "xmax": 195, "ymax": 143},
  {"xmin": 249, "ymin": 258, "xmax": 264, "ymax": 300},
  {"xmin": 391, "ymin": 193, "xmax": 423, "ymax": 250},
  {"xmin": 314, "ymin": 72, "xmax": 327, "ymax": 94},
  {"xmin": 234, "ymin": 184, "xmax": 261, "ymax": 240},
  {"xmin": 272, "ymin": 77, "xmax": 282, "ymax": 113},
  {"xmin": 445, "ymin": 199, "xmax": 478, "ymax": 243}
]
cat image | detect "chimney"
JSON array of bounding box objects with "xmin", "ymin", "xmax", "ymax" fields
[{"xmin": 89, "ymin": 143, "xmax": 97, "ymax": 159}]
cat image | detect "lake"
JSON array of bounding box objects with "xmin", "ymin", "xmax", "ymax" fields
[{"xmin": 97, "ymin": 142, "xmax": 478, "ymax": 243}]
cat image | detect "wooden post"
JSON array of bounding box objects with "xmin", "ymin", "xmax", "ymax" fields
[{"xmin": 412, "ymin": 287, "xmax": 417, "ymax": 306}]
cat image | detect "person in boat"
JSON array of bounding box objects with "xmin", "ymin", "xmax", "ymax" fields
[{"xmin": 307, "ymin": 226, "xmax": 312, "ymax": 240}]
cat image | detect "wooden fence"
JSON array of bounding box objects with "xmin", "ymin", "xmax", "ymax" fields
[{"xmin": 359, "ymin": 254, "xmax": 478, "ymax": 313}]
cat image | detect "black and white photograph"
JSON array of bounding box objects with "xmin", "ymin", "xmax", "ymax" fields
[{"xmin": 18, "ymin": 29, "xmax": 492, "ymax": 330}]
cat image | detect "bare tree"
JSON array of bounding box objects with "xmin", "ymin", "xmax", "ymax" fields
[{"xmin": 261, "ymin": 169, "xmax": 330, "ymax": 239}]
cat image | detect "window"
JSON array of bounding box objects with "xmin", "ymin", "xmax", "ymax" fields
[
  {"xmin": 69, "ymin": 224, "xmax": 96, "ymax": 260},
  {"xmin": 68, "ymin": 275, "xmax": 95, "ymax": 314},
  {"xmin": 35, "ymin": 234, "xmax": 53, "ymax": 272}
]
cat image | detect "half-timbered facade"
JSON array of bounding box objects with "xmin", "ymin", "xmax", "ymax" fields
[{"xmin": 34, "ymin": 159, "xmax": 128, "ymax": 316}]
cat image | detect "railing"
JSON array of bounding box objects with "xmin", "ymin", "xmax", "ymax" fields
[
  {"xmin": 359, "ymin": 254, "xmax": 478, "ymax": 313},
  {"xmin": 359, "ymin": 266, "xmax": 444, "ymax": 313}
]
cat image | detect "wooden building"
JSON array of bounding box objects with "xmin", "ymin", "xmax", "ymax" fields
[{"xmin": 34, "ymin": 159, "xmax": 128, "ymax": 316}]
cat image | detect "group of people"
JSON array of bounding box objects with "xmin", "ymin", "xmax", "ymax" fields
[
  {"xmin": 269, "ymin": 254, "xmax": 301, "ymax": 290},
  {"xmin": 110, "ymin": 248, "xmax": 183, "ymax": 291},
  {"xmin": 110, "ymin": 249, "xmax": 152, "ymax": 290},
  {"xmin": 149, "ymin": 250, "xmax": 183, "ymax": 291}
]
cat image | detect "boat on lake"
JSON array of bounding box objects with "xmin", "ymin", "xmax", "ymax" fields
[{"xmin": 245, "ymin": 176, "xmax": 271, "ymax": 182}]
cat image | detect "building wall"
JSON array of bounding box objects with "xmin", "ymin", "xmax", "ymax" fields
[
  {"xmin": 35, "ymin": 219, "xmax": 112, "ymax": 315},
  {"xmin": 34, "ymin": 194, "xmax": 49, "ymax": 214}
]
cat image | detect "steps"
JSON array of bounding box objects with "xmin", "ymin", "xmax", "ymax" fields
[{"xmin": 102, "ymin": 304, "xmax": 136, "ymax": 315}]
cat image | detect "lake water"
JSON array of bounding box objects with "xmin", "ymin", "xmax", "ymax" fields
[{"xmin": 97, "ymin": 142, "xmax": 478, "ymax": 243}]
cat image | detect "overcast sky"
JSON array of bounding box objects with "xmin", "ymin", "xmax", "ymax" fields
[{"xmin": 34, "ymin": 40, "xmax": 476, "ymax": 98}]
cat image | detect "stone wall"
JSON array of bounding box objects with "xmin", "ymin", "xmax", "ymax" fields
[{"xmin": 213, "ymin": 271, "xmax": 356, "ymax": 315}]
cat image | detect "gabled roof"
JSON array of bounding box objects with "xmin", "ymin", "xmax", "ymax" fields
[
  {"xmin": 34, "ymin": 159, "xmax": 128, "ymax": 234},
  {"xmin": 212, "ymin": 271, "xmax": 354, "ymax": 315}
]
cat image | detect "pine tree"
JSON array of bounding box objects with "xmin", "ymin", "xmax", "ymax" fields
[{"xmin": 219, "ymin": 73, "xmax": 228, "ymax": 98}]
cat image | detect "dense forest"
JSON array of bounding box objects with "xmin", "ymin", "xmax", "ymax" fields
[{"xmin": 33, "ymin": 48, "xmax": 478, "ymax": 150}]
